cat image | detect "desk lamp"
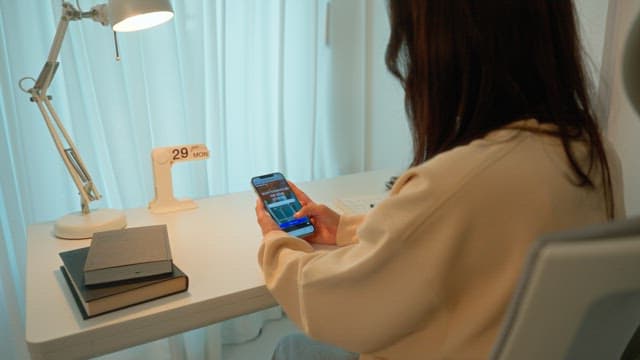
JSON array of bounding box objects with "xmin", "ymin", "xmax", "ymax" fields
[{"xmin": 19, "ymin": 0, "xmax": 174, "ymax": 239}]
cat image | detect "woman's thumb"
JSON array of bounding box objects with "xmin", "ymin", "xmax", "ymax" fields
[{"xmin": 295, "ymin": 203, "xmax": 318, "ymax": 218}]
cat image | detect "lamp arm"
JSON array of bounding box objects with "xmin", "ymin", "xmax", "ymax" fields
[
  {"xmin": 46, "ymin": 4, "xmax": 76, "ymax": 64},
  {"xmin": 29, "ymin": 92, "xmax": 99, "ymax": 213},
  {"xmin": 25, "ymin": 2, "xmax": 108, "ymax": 214},
  {"xmin": 37, "ymin": 2, "xmax": 106, "ymax": 93}
]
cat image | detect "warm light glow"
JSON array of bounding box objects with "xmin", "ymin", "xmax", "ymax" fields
[{"xmin": 112, "ymin": 11, "xmax": 173, "ymax": 32}]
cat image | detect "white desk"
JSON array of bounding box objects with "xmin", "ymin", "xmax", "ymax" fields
[{"xmin": 25, "ymin": 170, "xmax": 395, "ymax": 359}]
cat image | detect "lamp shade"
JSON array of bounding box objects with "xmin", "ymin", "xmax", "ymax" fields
[
  {"xmin": 623, "ymin": 13, "xmax": 640, "ymax": 115},
  {"xmin": 109, "ymin": 0, "xmax": 174, "ymax": 32}
]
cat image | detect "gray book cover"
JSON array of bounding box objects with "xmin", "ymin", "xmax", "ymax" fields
[{"xmin": 84, "ymin": 224, "xmax": 173, "ymax": 285}]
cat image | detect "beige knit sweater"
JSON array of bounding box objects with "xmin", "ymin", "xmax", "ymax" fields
[{"xmin": 258, "ymin": 119, "xmax": 625, "ymax": 359}]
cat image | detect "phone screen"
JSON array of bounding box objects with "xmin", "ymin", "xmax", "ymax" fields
[{"xmin": 251, "ymin": 172, "xmax": 315, "ymax": 238}]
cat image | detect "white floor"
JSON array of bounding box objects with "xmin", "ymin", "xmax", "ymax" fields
[
  {"xmin": 223, "ymin": 316, "xmax": 299, "ymax": 360},
  {"xmin": 94, "ymin": 315, "xmax": 300, "ymax": 360}
]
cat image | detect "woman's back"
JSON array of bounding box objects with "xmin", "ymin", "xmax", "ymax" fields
[
  {"xmin": 259, "ymin": 120, "xmax": 624, "ymax": 359},
  {"xmin": 343, "ymin": 120, "xmax": 624, "ymax": 358},
  {"xmin": 257, "ymin": 1, "xmax": 624, "ymax": 358}
]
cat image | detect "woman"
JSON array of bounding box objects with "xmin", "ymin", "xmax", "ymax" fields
[{"xmin": 255, "ymin": 0, "xmax": 625, "ymax": 359}]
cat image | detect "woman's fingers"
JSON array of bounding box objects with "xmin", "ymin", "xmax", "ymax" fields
[
  {"xmin": 288, "ymin": 181, "xmax": 313, "ymax": 206},
  {"xmin": 255, "ymin": 199, "xmax": 280, "ymax": 235},
  {"xmin": 295, "ymin": 203, "xmax": 325, "ymax": 219}
]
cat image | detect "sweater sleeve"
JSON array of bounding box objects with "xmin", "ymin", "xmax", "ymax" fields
[
  {"xmin": 336, "ymin": 214, "xmax": 366, "ymax": 246},
  {"xmin": 257, "ymin": 170, "xmax": 453, "ymax": 353}
]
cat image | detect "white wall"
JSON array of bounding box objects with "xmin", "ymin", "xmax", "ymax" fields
[
  {"xmin": 573, "ymin": 0, "xmax": 640, "ymax": 215},
  {"xmin": 575, "ymin": 0, "xmax": 609, "ymax": 91},
  {"xmin": 328, "ymin": 0, "xmax": 410, "ymax": 174},
  {"xmin": 364, "ymin": 0, "xmax": 411, "ymax": 171},
  {"xmin": 600, "ymin": 1, "xmax": 640, "ymax": 216}
]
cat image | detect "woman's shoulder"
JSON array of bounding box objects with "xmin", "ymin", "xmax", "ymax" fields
[
  {"xmin": 389, "ymin": 119, "xmax": 561, "ymax": 204},
  {"xmin": 397, "ymin": 124, "xmax": 530, "ymax": 185}
]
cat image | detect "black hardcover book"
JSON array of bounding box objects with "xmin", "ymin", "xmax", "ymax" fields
[{"xmin": 59, "ymin": 247, "xmax": 188, "ymax": 319}]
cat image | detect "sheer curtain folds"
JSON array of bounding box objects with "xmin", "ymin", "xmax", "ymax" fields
[{"xmin": 0, "ymin": 0, "xmax": 353, "ymax": 359}]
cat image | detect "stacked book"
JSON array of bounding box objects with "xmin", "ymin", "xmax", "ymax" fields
[{"xmin": 59, "ymin": 224, "xmax": 189, "ymax": 319}]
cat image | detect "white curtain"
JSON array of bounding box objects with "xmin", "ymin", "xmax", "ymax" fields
[{"xmin": 0, "ymin": 0, "xmax": 370, "ymax": 359}]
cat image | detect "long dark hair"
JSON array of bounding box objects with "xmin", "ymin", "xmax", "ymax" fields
[{"xmin": 385, "ymin": 0, "xmax": 614, "ymax": 218}]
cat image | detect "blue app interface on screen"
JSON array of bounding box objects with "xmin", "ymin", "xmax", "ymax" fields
[{"xmin": 252, "ymin": 173, "xmax": 314, "ymax": 237}]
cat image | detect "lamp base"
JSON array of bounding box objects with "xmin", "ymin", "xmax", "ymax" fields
[
  {"xmin": 148, "ymin": 198, "xmax": 197, "ymax": 214},
  {"xmin": 54, "ymin": 208, "xmax": 127, "ymax": 239}
]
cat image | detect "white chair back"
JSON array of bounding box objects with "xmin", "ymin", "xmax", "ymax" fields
[{"xmin": 491, "ymin": 217, "xmax": 640, "ymax": 360}]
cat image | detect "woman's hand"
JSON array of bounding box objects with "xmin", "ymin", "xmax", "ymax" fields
[
  {"xmin": 288, "ymin": 181, "xmax": 340, "ymax": 245},
  {"xmin": 255, "ymin": 199, "xmax": 281, "ymax": 236},
  {"xmin": 254, "ymin": 181, "xmax": 341, "ymax": 245}
]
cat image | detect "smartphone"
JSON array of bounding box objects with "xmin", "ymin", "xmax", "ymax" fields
[{"xmin": 251, "ymin": 172, "xmax": 315, "ymax": 238}]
